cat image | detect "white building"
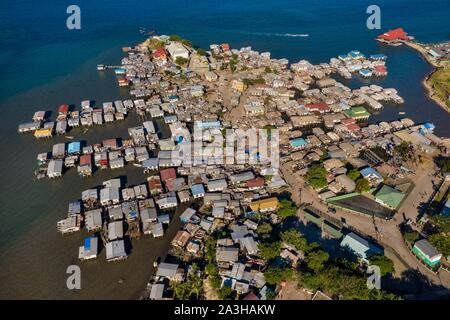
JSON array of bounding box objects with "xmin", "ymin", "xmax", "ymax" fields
[{"xmin": 166, "ymin": 42, "xmax": 190, "ymax": 60}]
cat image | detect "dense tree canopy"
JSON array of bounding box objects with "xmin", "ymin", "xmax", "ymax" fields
[
  {"xmin": 256, "ymin": 223, "xmax": 273, "ymax": 236},
  {"xmin": 306, "ymin": 164, "xmax": 328, "ymax": 189},
  {"xmin": 403, "ymin": 230, "xmax": 420, "ymax": 245},
  {"xmin": 171, "ymin": 265, "xmax": 203, "ymax": 300},
  {"xmin": 276, "ymin": 200, "xmax": 298, "ymax": 218},
  {"xmin": 368, "ymin": 254, "xmax": 395, "ymax": 276},
  {"xmin": 281, "ymin": 229, "xmax": 310, "ymax": 252},
  {"xmin": 355, "ymin": 178, "xmax": 371, "ymax": 193},
  {"xmin": 428, "ymin": 233, "xmax": 450, "ymax": 257},
  {"xmin": 169, "ymin": 34, "xmax": 182, "ymax": 41},
  {"xmin": 348, "ymin": 168, "xmax": 361, "ymax": 181},
  {"xmin": 429, "ymin": 215, "xmax": 450, "ymax": 234},
  {"xmin": 394, "ymin": 141, "xmax": 413, "ymax": 160},
  {"xmin": 258, "ymin": 241, "xmax": 281, "ymax": 261},
  {"xmin": 298, "ymin": 263, "xmax": 399, "ymax": 300},
  {"xmin": 305, "ymin": 249, "xmax": 330, "ymax": 272},
  {"xmin": 196, "ymin": 48, "xmax": 207, "ymax": 56},
  {"xmin": 264, "ymin": 266, "xmax": 293, "ymax": 285},
  {"xmin": 436, "ymin": 157, "xmax": 450, "ymax": 173},
  {"xmin": 175, "ymin": 56, "xmax": 188, "ymax": 66}
]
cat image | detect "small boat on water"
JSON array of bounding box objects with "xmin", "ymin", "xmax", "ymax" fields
[
  {"xmin": 65, "ymin": 135, "xmax": 74, "ymax": 140},
  {"xmin": 97, "ymin": 64, "xmax": 106, "ymax": 71},
  {"xmin": 399, "ymin": 111, "xmax": 406, "ymax": 115},
  {"xmin": 83, "ymin": 128, "xmax": 89, "ymax": 134},
  {"xmin": 133, "ymin": 163, "xmax": 143, "ymax": 168}
]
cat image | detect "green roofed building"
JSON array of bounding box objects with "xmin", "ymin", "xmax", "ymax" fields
[
  {"xmin": 374, "ymin": 185, "xmax": 405, "ymax": 209},
  {"xmin": 412, "ymin": 239, "xmax": 442, "ymax": 267},
  {"xmin": 344, "ymin": 106, "xmax": 370, "ymax": 120}
]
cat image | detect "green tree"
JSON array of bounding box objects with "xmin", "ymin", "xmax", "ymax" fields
[
  {"xmin": 429, "ymin": 215, "xmax": 450, "ymax": 233},
  {"xmin": 264, "ymin": 266, "xmax": 293, "ymax": 285},
  {"xmin": 355, "ymin": 178, "xmax": 371, "ymax": 193},
  {"xmin": 394, "ymin": 141, "xmax": 413, "ymax": 160},
  {"xmin": 148, "ymin": 38, "xmax": 165, "ymax": 49},
  {"xmin": 428, "ymin": 233, "xmax": 450, "ymax": 257},
  {"xmin": 175, "ymin": 56, "xmax": 188, "ymax": 66},
  {"xmin": 169, "ymin": 34, "xmax": 182, "ymax": 41},
  {"xmin": 281, "ymin": 229, "xmax": 310, "ymax": 252},
  {"xmin": 437, "ymin": 157, "xmax": 450, "ymax": 173},
  {"xmin": 197, "ymin": 48, "xmax": 207, "ymax": 56},
  {"xmin": 218, "ymin": 285, "xmax": 233, "ymax": 299},
  {"xmin": 306, "ymin": 164, "xmax": 328, "ymax": 189},
  {"xmin": 171, "ymin": 268, "xmax": 203, "ymax": 300},
  {"xmin": 258, "ymin": 241, "xmax": 281, "ymax": 261},
  {"xmin": 305, "ymin": 249, "xmax": 329, "ymax": 272},
  {"xmin": 264, "ymin": 66, "xmax": 272, "ymax": 73},
  {"xmin": 404, "ymin": 231, "xmax": 420, "ymax": 245},
  {"xmin": 205, "ymin": 238, "xmax": 217, "ymax": 264},
  {"xmin": 348, "ymin": 168, "xmax": 361, "ymax": 181},
  {"xmin": 368, "ymin": 254, "xmax": 395, "ymax": 276},
  {"xmin": 181, "ymin": 39, "xmax": 192, "ymax": 47},
  {"xmin": 256, "ymin": 223, "xmax": 273, "ymax": 236},
  {"xmin": 276, "ymin": 199, "xmax": 298, "ymax": 218}
]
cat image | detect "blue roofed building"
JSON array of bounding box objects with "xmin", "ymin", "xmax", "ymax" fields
[
  {"xmin": 360, "ymin": 167, "xmax": 384, "ymax": 185},
  {"xmin": 67, "ymin": 141, "xmax": 81, "ymax": 154},
  {"xmin": 340, "ymin": 232, "xmax": 383, "ymax": 262},
  {"xmin": 168, "ymin": 94, "xmax": 179, "ymax": 102},
  {"xmin": 420, "ymin": 122, "xmax": 435, "ymax": 134},
  {"xmin": 195, "ymin": 120, "xmax": 221, "ymax": 129},
  {"xmin": 359, "ymin": 68, "xmax": 373, "ymax": 77},
  {"xmin": 289, "ymin": 137, "xmax": 308, "ymax": 149},
  {"xmin": 78, "ymin": 236, "xmax": 98, "ymax": 260},
  {"xmin": 191, "ymin": 184, "xmax": 205, "ymax": 199},
  {"xmin": 348, "ymin": 50, "xmax": 365, "ymax": 59},
  {"xmin": 370, "ymin": 53, "xmax": 387, "ymax": 60},
  {"xmin": 190, "ymin": 85, "xmax": 204, "ymax": 97},
  {"xmin": 441, "ymin": 199, "xmax": 450, "ymax": 217}
]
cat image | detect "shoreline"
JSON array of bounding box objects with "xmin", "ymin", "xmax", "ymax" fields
[
  {"xmin": 399, "ymin": 40, "xmax": 450, "ymax": 114},
  {"xmin": 422, "ymin": 70, "xmax": 450, "ymax": 112}
]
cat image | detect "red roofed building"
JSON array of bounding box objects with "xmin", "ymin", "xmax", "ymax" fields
[
  {"xmin": 160, "ymin": 168, "xmax": 176, "ymax": 182},
  {"xmin": 58, "ymin": 104, "xmax": 69, "ymax": 115},
  {"xmin": 378, "ymin": 28, "xmax": 410, "ymax": 41},
  {"xmin": 220, "ymin": 43, "xmax": 230, "ymax": 51},
  {"xmin": 153, "ymin": 48, "xmax": 167, "ymax": 60},
  {"xmin": 373, "ymin": 65, "xmax": 387, "ymax": 76},
  {"xmin": 79, "ymin": 154, "xmax": 92, "ymax": 166},
  {"xmin": 98, "ymin": 158, "xmax": 109, "ymax": 168},
  {"xmin": 346, "ymin": 123, "xmax": 361, "ymax": 131},
  {"xmin": 305, "ymin": 103, "xmax": 330, "ymax": 113},
  {"xmin": 148, "ymin": 175, "xmax": 163, "ymax": 195},
  {"xmin": 246, "ymin": 177, "xmax": 265, "ymax": 190},
  {"xmin": 341, "ymin": 118, "xmax": 356, "ymax": 126},
  {"xmin": 103, "ymin": 138, "xmax": 119, "ymax": 150}
]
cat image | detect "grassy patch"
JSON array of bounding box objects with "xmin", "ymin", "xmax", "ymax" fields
[{"xmin": 429, "ymin": 68, "xmax": 450, "ymax": 109}]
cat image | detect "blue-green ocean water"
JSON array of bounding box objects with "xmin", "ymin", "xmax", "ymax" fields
[{"xmin": 0, "ymin": 0, "xmax": 449, "ymax": 299}]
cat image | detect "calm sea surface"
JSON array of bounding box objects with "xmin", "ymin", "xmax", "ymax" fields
[{"xmin": 0, "ymin": 0, "xmax": 449, "ymax": 299}]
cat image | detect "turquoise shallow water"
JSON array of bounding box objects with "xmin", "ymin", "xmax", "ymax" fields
[{"xmin": 0, "ymin": 0, "xmax": 449, "ymax": 299}]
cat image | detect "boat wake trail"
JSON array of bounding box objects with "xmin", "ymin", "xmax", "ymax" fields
[{"xmin": 242, "ymin": 31, "xmax": 309, "ymax": 38}]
